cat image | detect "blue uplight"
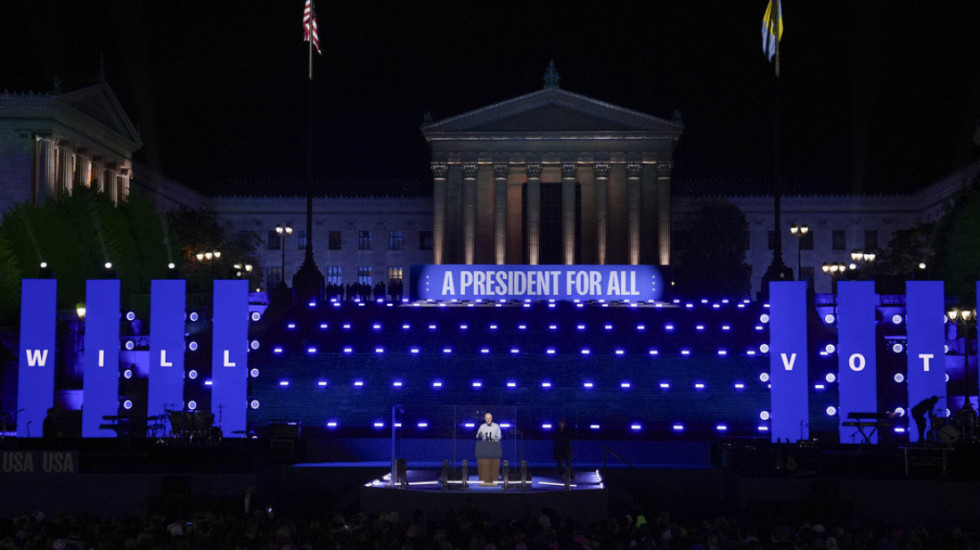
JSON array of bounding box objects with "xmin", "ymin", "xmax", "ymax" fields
[
  {"xmin": 581, "ymin": 348, "xmax": 591, "ymax": 355},
  {"xmin": 353, "ymin": 380, "xmax": 364, "ymax": 387},
  {"xmin": 279, "ymin": 380, "xmax": 289, "ymax": 387},
  {"xmin": 541, "ymin": 381, "xmax": 552, "ymax": 388},
  {"xmin": 287, "ymin": 323, "xmax": 296, "ymax": 330},
  {"xmin": 583, "ymin": 381, "xmax": 594, "ymax": 389},
  {"xmin": 506, "ymin": 381, "xmax": 517, "ymax": 388},
  {"xmin": 630, "ymin": 424, "xmax": 642, "ymax": 431},
  {"xmin": 307, "ymin": 347, "xmax": 317, "ymax": 354},
  {"xmin": 317, "ymin": 380, "xmax": 328, "ymax": 387},
  {"xmin": 672, "ymin": 424, "xmax": 684, "ymax": 432}
]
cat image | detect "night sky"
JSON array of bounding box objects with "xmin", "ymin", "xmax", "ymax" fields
[{"xmin": 4, "ymin": 1, "xmax": 978, "ymax": 197}]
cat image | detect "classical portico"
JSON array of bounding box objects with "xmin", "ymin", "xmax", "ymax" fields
[{"xmin": 422, "ymin": 71, "xmax": 682, "ymax": 267}]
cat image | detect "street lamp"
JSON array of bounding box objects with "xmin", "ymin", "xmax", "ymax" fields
[
  {"xmin": 194, "ymin": 250, "xmax": 222, "ymax": 278},
  {"xmin": 848, "ymin": 249, "xmax": 876, "ymax": 276},
  {"xmin": 821, "ymin": 261, "xmax": 847, "ymax": 293},
  {"xmin": 789, "ymin": 224, "xmax": 809, "ymax": 283},
  {"xmin": 275, "ymin": 224, "xmax": 293, "ymax": 288},
  {"xmin": 947, "ymin": 307, "xmax": 977, "ymax": 414},
  {"xmin": 232, "ymin": 263, "xmax": 254, "ymax": 279}
]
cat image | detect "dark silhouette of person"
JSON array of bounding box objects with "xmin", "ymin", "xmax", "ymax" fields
[
  {"xmin": 552, "ymin": 419, "xmax": 573, "ymax": 478},
  {"xmin": 911, "ymin": 396, "xmax": 940, "ymax": 443},
  {"xmin": 42, "ymin": 407, "xmax": 60, "ymax": 441}
]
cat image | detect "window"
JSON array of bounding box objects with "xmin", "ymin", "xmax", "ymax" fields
[
  {"xmin": 388, "ymin": 230, "xmax": 403, "ymax": 251},
  {"xmin": 358, "ymin": 230, "xmax": 372, "ymax": 250},
  {"xmin": 800, "ymin": 231, "xmax": 814, "ymax": 250},
  {"xmin": 387, "ymin": 267, "xmax": 403, "ymax": 281},
  {"xmin": 419, "ymin": 230, "xmax": 433, "ymax": 251},
  {"xmin": 768, "ymin": 230, "xmax": 776, "ymax": 251},
  {"xmin": 266, "ymin": 266, "xmax": 283, "ymax": 286},
  {"xmin": 832, "ymin": 230, "xmax": 846, "ymax": 251},
  {"xmin": 297, "ymin": 230, "xmax": 307, "ymax": 250},
  {"xmin": 328, "ymin": 231, "xmax": 342, "ymax": 250},
  {"xmin": 357, "ymin": 266, "xmax": 373, "ymax": 285},
  {"xmin": 864, "ymin": 230, "xmax": 878, "ymax": 250},
  {"xmin": 267, "ymin": 230, "xmax": 281, "ymax": 250},
  {"xmin": 326, "ymin": 266, "xmax": 342, "ymax": 286}
]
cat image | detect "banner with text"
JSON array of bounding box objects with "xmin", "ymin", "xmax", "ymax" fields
[
  {"xmin": 211, "ymin": 280, "xmax": 249, "ymax": 437},
  {"xmin": 836, "ymin": 281, "xmax": 878, "ymax": 444},
  {"xmin": 411, "ymin": 265, "xmax": 662, "ymax": 302},
  {"xmin": 148, "ymin": 279, "xmax": 186, "ymax": 418},
  {"xmin": 16, "ymin": 279, "xmax": 57, "ymax": 438},
  {"xmin": 81, "ymin": 279, "xmax": 121, "ymax": 437},
  {"xmin": 905, "ymin": 281, "xmax": 946, "ymax": 442},
  {"xmin": 769, "ymin": 281, "xmax": 809, "ymax": 442}
]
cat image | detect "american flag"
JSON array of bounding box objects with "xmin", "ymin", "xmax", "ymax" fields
[{"xmin": 303, "ymin": 0, "xmax": 321, "ymax": 54}]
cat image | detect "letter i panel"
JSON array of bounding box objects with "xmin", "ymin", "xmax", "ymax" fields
[
  {"xmin": 836, "ymin": 281, "xmax": 877, "ymax": 443},
  {"xmin": 81, "ymin": 279, "xmax": 121, "ymax": 437},
  {"xmin": 16, "ymin": 279, "xmax": 57, "ymax": 437},
  {"xmin": 769, "ymin": 281, "xmax": 809, "ymax": 442},
  {"xmin": 905, "ymin": 281, "xmax": 946, "ymax": 442},
  {"xmin": 147, "ymin": 280, "xmax": 186, "ymax": 418},
  {"xmin": 211, "ymin": 280, "xmax": 249, "ymax": 437}
]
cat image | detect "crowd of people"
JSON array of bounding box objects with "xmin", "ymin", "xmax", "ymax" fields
[
  {"xmin": 2, "ymin": 504, "xmax": 978, "ymax": 550},
  {"xmin": 324, "ymin": 280, "xmax": 404, "ymax": 303}
]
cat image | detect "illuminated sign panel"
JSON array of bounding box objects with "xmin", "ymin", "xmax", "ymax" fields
[
  {"xmin": 411, "ymin": 264, "xmax": 662, "ymax": 301},
  {"xmin": 211, "ymin": 280, "xmax": 249, "ymax": 437},
  {"xmin": 148, "ymin": 279, "xmax": 186, "ymax": 418},
  {"xmin": 16, "ymin": 279, "xmax": 57, "ymax": 437},
  {"xmin": 81, "ymin": 279, "xmax": 121, "ymax": 437},
  {"xmin": 769, "ymin": 281, "xmax": 809, "ymax": 442},
  {"xmin": 836, "ymin": 281, "xmax": 878, "ymax": 443},
  {"xmin": 905, "ymin": 281, "xmax": 946, "ymax": 442}
]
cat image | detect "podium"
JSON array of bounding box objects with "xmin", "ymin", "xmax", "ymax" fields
[{"xmin": 476, "ymin": 439, "xmax": 501, "ymax": 485}]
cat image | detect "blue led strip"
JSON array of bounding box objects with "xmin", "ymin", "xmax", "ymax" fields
[
  {"xmin": 905, "ymin": 281, "xmax": 946, "ymax": 442},
  {"xmin": 81, "ymin": 279, "xmax": 121, "ymax": 437},
  {"xmin": 16, "ymin": 279, "xmax": 57, "ymax": 437},
  {"xmin": 148, "ymin": 279, "xmax": 186, "ymax": 419},
  {"xmin": 836, "ymin": 281, "xmax": 878, "ymax": 444},
  {"xmin": 769, "ymin": 281, "xmax": 809, "ymax": 442},
  {"xmin": 211, "ymin": 280, "xmax": 249, "ymax": 437}
]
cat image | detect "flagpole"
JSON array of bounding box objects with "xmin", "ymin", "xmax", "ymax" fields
[{"xmin": 762, "ymin": 0, "xmax": 791, "ymax": 298}]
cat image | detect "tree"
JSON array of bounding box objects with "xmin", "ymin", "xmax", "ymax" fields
[
  {"xmin": 672, "ymin": 200, "xmax": 752, "ymax": 299},
  {"xmin": 166, "ymin": 206, "xmax": 261, "ymax": 293}
]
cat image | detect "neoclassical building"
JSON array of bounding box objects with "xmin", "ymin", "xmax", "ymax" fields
[
  {"xmin": 0, "ymin": 82, "xmax": 142, "ymax": 214},
  {"xmin": 421, "ymin": 70, "xmax": 682, "ymax": 268}
]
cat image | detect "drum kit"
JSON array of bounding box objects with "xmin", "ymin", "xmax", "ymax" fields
[
  {"xmin": 929, "ymin": 406, "xmax": 978, "ymax": 447},
  {"xmin": 165, "ymin": 409, "xmax": 219, "ymax": 443}
]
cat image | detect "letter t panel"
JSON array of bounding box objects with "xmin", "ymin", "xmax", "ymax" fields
[{"xmin": 905, "ymin": 281, "xmax": 946, "ymax": 442}]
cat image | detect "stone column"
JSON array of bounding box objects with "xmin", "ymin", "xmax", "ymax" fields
[
  {"xmin": 494, "ymin": 164, "xmax": 508, "ymax": 264},
  {"xmin": 58, "ymin": 143, "xmax": 73, "ymax": 195},
  {"xmin": 526, "ymin": 164, "xmax": 541, "ymax": 265},
  {"xmin": 594, "ymin": 164, "xmax": 608, "ymax": 265},
  {"xmin": 431, "ymin": 163, "xmax": 448, "ymax": 264},
  {"xmin": 91, "ymin": 157, "xmax": 105, "ymax": 193},
  {"xmin": 105, "ymin": 163, "xmax": 119, "ymax": 204},
  {"xmin": 562, "ymin": 163, "xmax": 577, "ymax": 265},
  {"xmin": 627, "ymin": 163, "xmax": 642, "ymax": 266},
  {"xmin": 119, "ymin": 166, "xmax": 131, "ymax": 201},
  {"xmin": 463, "ymin": 163, "xmax": 478, "ymax": 265},
  {"xmin": 37, "ymin": 137, "xmax": 57, "ymax": 203},
  {"xmin": 657, "ymin": 162, "xmax": 673, "ymax": 265},
  {"xmin": 75, "ymin": 149, "xmax": 92, "ymax": 189}
]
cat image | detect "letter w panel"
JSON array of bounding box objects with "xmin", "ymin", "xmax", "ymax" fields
[
  {"xmin": 17, "ymin": 279, "xmax": 57, "ymax": 437},
  {"xmin": 836, "ymin": 281, "xmax": 878, "ymax": 443},
  {"xmin": 769, "ymin": 281, "xmax": 809, "ymax": 442},
  {"xmin": 148, "ymin": 280, "xmax": 186, "ymax": 419}
]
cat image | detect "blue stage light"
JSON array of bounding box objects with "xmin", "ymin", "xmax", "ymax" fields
[
  {"xmin": 659, "ymin": 382, "xmax": 670, "ymax": 390},
  {"xmin": 402, "ymin": 323, "xmax": 411, "ymax": 330},
  {"xmin": 892, "ymin": 342, "xmax": 904, "ymax": 353},
  {"xmin": 373, "ymin": 422, "xmax": 384, "ymax": 429},
  {"xmin": 824, "ymin": 314, "xmax": 836, "ymax": 324},
  {"xmin": 894, "ymin": 373, "xmax": 905, "ymax": 383},
  {"xmin": 649, "ymin": 349, "xmax": 659, "ymax": 356},
  {"xmin": 410, "ymin": 348, "xmax": 420, "ymax": 354},
  {"xmin": 583, "ymin": 381, "xmax": 594, "ymax": 389},
  {"xmin": 250, "ymin": 368, "xmax": 259, "ymax": 378},
  {"xmin": 590, "ymin": 424, "xmax": 600, "ymax": 430},
  {"xmin": 747, "ymin": 350, "xmax": 757, "ymax": 356},
  {"xmin": 718, "ymin": 349, "xmax": 728, "ymax": 356},
  {"xmin": 696, "ymin": 325, "xmax": 705, "ymax": 331},
  {"xmin": 250, "ymin": 400, "xmax": 260, "ymax": 409},
  {"xmin": 480, "ymin": 348, "xmax": 490, "ymax": 354},
  {"xmin": 722, "ymin": 325, "xmax": 731, "ymax": 331},
  {"xmin": 318, "ymin": 323, "xmax": 327, "ymax": 330},
  {"xmin": 250, "ymin": 340, "xmax": 260, "ymax": 350},
  {"xmin": 694, "ymin": 382, "xmax": 705, "ymax": 390},
  {"xmin": 392, "ymin": 381, "xmax": 403, "ymax": 387},
  {"xmin": 615, "ymin": 349, "xmax": 625, "ymax": 356},
  {"xmin": 603, "ymin": 324, "xmax": 613, "ymax": 331},
  {"xmin": 664, "ymin": 324, "xmax": 674, "ymax": 332},
  {"xmin": 489, "ymin": 324, "xmax": 498, "ymax": 330},
  {"xmin": 189, "ymin": 312, "xmax": 199, "ymax": 322},
  {"xmin": 507, "ymin": 381, "xmax": 517, "ymax": 388},
  {"xmin": 463, "ymin": 422, "xmax": 475, "ymax": 428},
  {"xmin": 343, "ymin": 347, "xmax": 352, "ymax": 354},
  {"xmin": 759, "ymin": 314, "xmax": 770, "ymax": 323},
  {"xmin": 375, "ymin": 347, "xmax": 384, "ymax": 354},
  {"xmin": 123, "ymin": 400, "xmax": 133, "ymax": 410},
  {"xmin": 620, "ymin": 382, "xmax": 631, "ymax": 389},
  {"xmin": 372, "ymin": 323, "xmax": 381, "ymax": 330},
  {"xmin": 758, "ymin": 425, "xmax": 769, "ymax": 432},
  {"xmin": 546, "ymin": 348, "xmax": 556, "ymax": 355},
  {"xmin": 759, "ymin": 344, "xmax": 770, "ymax": 353},
  {"xmin": 814, "ymin": 384, "xmax": 826, "ymax": 390},
  {"xmin": 500, "ymin": 423, "xmax": 512, "ymax": 428},
  {"xmin": 123, "ymin": 369, "xmax": 133, "ymax": 379},
  {"xmin": 279, "ymin": 380, "xmax": 289, "ymax": 387},
  {"xmin": 548, "ymin": 324, "xmax": 557, "ymax": 330},
  {"xmin": 541, "ymin": 381, "xmax": 552, "ymax": 388},
  {"xmin": 686, "ymin": 303, "xmax": 694, "ymax": 309},
  {"xmin": 826, "ymin": 406, "xmax": 837, "ymax": 416},
  {"xmin": 636, "ymin": 324, "xmax": 646, "ymax": 331},
  {"xmin": 892, "ymin": 314, "xmax": 903, "ymax": 325},
  {"xmin": 518, "ymin": 324, "xmax": 527, "ymax": 330},
  {"xmin": 460, "ymin": 324, "xmax": 469, "ymax": 330},
  {"xmin": 630, "ymin": 424, "xmax": 642, "ymax": 431},
  {"xmin": 308, "ymin": 300, "xmax": 317, "ymax": 308},
  {"xmin": 716, "ymin": 424, "xmax": 728, "ymax": 432},
  {"xmin": 318, "ymin": 380, "xmax": 328, "ymax": 387},
  {"xmin": 576, "ymin": 303, "xmax": 584, "ymax": 308},
  {"xmin": 126, "ymin": 311, "xmax": 136, "ymax": 321},
  {"xmin": 472, "ymin": 381, "xmax": 482, "ymax": 388},
  {"xmin": 760, "ymin": 411, "xmax": 770, "ymax": 420},
  {"xmin": 510, "ymin": 348, "xmax": 520, "ymax": 354},
  {"xmin": 759, "ymin": 372, "xmax": 770, "ymax": 382},
  {"xmin": 825, "ymin": 343, "xmax": 836, "ymax": 354},
  {"xmin": 577, "ymin": 324, "xmax": 586, "ymax": 331},
  {"xmin": 417, "ymin": 422, "xmax": 428, "ymax": 429},
  {"xmin": 681, "ymin": 349, "xmax": 691, "ymax": 356},
  {"xmin": 825, "ymin": 373, "xmax": 836, "ymax": 383},
  {"xmin": 542, "ymin": 423, "xmax": 552, "ymax": 430},
  {"xmin": 428, "ymin": 324, "xmax": 437, "ymax": 330},
  {"xmin": 734, "ymin": 382, "xmax": 745, "ymax": 390},
  {"xmin": 307, "ymin": 347, "xmax": 317, "ymax": 354},
  {"xmin": 581, "ymin": 348, "xmax": 591, "ymax": 355},
  {"xmin": 672, "ymin": 424, "xmax": 684, "ymax": 432},
  {"xmin": 755, "ymin": 325, "xmax": 764, "ymax": 331},
  {"xmin": 326, "ymin": 421, "xmax": 338, "ymax": 428},
  {"xmin": 432, "ymin": 381, "xmax": 443, "ymax": 388},
  {"xmin": 287, "ymin": 323, "xmax": 296, "ymax": 329},
  {"xmin": 442, "ymin": 347, "xmax": 452, "ymax": 354},
  {"xmin": 188, "ymin": 370, "xmax": 198, "ymax": 380},
  {"xmin": 125, "ymin": 340, "xmax": 135, "ymax": 350},
  {"xmin": 187, "ymin": 400, "xmax": 197, "ymax": 410},
  {"xmin": 188, "ymin": 341, "xmax": 198, "ymax": 351}
]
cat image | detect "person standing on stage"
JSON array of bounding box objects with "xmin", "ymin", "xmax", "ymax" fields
[
  {"xmin": 553, "ymin": 419, "xmax": 573, "ymax": 478},
  {"xmin": 911, "ymin": 395, "xmax": 940, "ymax": 443},
  {"xmin": 476, "ymin": 412, "xmax": 501, "ymax": 441}
]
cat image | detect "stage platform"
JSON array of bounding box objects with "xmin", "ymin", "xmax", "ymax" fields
[{"xmin": 360, "ymin": 468, "xmax": 608, "ymax": 521}]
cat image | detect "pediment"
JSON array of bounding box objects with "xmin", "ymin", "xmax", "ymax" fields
[
  {"xmin": 422, "ymin": 87, "xmax": 682, "ymax": 137},
  {"xmin": 58, "ymin": 82, "xmax": 143, "ymax": 147}
]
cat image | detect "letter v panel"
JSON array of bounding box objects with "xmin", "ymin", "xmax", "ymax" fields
[
  {"xmin": 148, "ymin": 280, "xmax": 186, "ymax": 419},
  {"xmin": 769, "ymin": 281, "xmax": 809, "ymax": 442}
]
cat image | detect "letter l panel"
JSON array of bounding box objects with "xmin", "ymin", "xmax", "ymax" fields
[
  {"xmin": 836, "ymin": 281, "xmax": 877, "ymax": 443},
  {"xmin": 17, "ymin": 279, "xmax": 57, "ymax": 437},
  {"xmin": 81, "ymin": 279, "xmax": 121, "ymax": 437},
  {"xmin": 769, "ymin": 281, "xmax": 809, "ymax": 442},
  {"xmin": 905, "ymin": 281, "xmax": 946, "ymax": 442},
  {"xmin": 148, "ymin": 280, "xmax": 185, "ymax": 418},
  {"xmin": 211, "ymin": 280, "xmax": 248, "ymax": 437}
]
